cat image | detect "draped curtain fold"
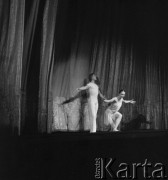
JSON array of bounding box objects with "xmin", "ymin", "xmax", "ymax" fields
[
  {"xmin": 0, "ymin": 0, "xmax": 25, "ymax": 135},
  {"xmin": 0, "ymin": 0, "xmax": 59, "ymax": 135},
  {"xmin": 38, "ymin": 0, "xmax": 58, "ymax": 133},
  {"xmin": 21, "ymin": 0, "xmax": 40, "ymax": 134}
]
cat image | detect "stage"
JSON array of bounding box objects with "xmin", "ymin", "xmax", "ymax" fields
[{"xmin": 1, "ymin": 130, "xmax": 168, "ymax": 180}]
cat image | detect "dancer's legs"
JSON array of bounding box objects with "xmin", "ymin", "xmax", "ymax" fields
[
  {"xmin": 88, "ymin": 99, "xmax": 98, "ymax": 133},
  {"xmin": 113, "ymin": 112, "xmax": 122, "ymax": 131},
  {"xmin": 92, "ymin": 101, "xmax": 98, "ymax": 132},
  {"xmin": 104, "ymin": 109, "xmax": 115, "ymax": 130}
]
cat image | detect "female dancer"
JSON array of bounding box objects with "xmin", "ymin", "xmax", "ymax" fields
[
  {"xmin": 104, "ymin": 89, "xmax": 136, "ymax": 131},
  {"xmin": 77, "ymin": 73, "xmax": 105, "ymax": 133}
]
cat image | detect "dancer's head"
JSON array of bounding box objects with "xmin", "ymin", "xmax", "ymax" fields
[
  {"xmin": 119, "ymin": 89, "xmax": 125, "ymax": 98},
  {"xmin": 88, "ymin": 73, "xmax": 100, "ymax": 85},
  {"xmin": 89, "ymin": 73, "xmax": 96, "ymax": 81}
]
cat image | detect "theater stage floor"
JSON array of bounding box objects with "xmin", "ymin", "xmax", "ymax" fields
[{"xmin": 0, "ymin": 130, "xmax": 168, "ymax": 180}]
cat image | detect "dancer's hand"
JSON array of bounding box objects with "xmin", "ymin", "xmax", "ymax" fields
[
  {"xmin": 76, "ymin": 88, "xmax": 80, "ymax": 92},
  {"xmin": 130, "ymin": 100, "xmax": 136, "ymax": 104},
  {"xmin": 103, "ymin": 96, "xmax": 107, "ymax": 100},
  {"xmin": 75, "ymin": 88, "xmax": 80, "ymax": 94},
  {"xmin": 104, "ymin": 99, "xmax": 109, "ymax": 103},
  {"xmin": 101, "ymin": 97, "xmax": 106, "ymax": 101}
]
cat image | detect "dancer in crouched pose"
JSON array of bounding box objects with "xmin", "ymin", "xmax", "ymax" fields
[{"xmin": 104, "ymin": 89, "xmax": 136, "ymax": 131}]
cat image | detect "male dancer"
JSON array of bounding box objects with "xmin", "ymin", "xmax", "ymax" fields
[
  {"xmin": 77, "ymin": 73, "xmax": 105, "ymax": 133},
  {"xmin": 104, "ymin": 89, "xmax": 136, "ymax": 131}
]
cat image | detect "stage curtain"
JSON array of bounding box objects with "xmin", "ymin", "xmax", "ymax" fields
[
  {"xmin": 52, "ymin": 0, "xmax": 168, "ymax": 131},
  {"xmin": 0, "ymin": 0, "xmax": 59, "ymax": 135},
  {"xmin": 38, "ymin": 0, "xmax": 58, "ymax": 133},
  {"xmin": 21, "ymin": 0, "xmax": 40, "ymax": 134},
  {"xmin": 0, "ymin": 0, "xmax": 41, "ymax": 135},
  {"xmin": 0, "ymin": 0, "xmax": 25, "ymax": 135}
]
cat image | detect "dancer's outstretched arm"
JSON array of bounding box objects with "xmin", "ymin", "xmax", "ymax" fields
[
  {"xmin": 123, "ymin": 99, "xmax": 136, "ymax": 104},
  {"xmin": 59, "ymin": 86, "xmax": 89, "ymax": 105},
  {"xmin": 60, "ymin": 93, "xmax": 80, "ymax": 105},
  {"xmin": 77, "ymin": 85, "xmax": 90, "ymax": 91},
  {"xmin": 104, "ymin": 97, "xmax": 116, "ymax": 103}
]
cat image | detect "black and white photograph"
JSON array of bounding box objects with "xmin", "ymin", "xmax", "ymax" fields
[{"xmin": 0, "ymin": 0, "xmax": 168, "ymax": 179}]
